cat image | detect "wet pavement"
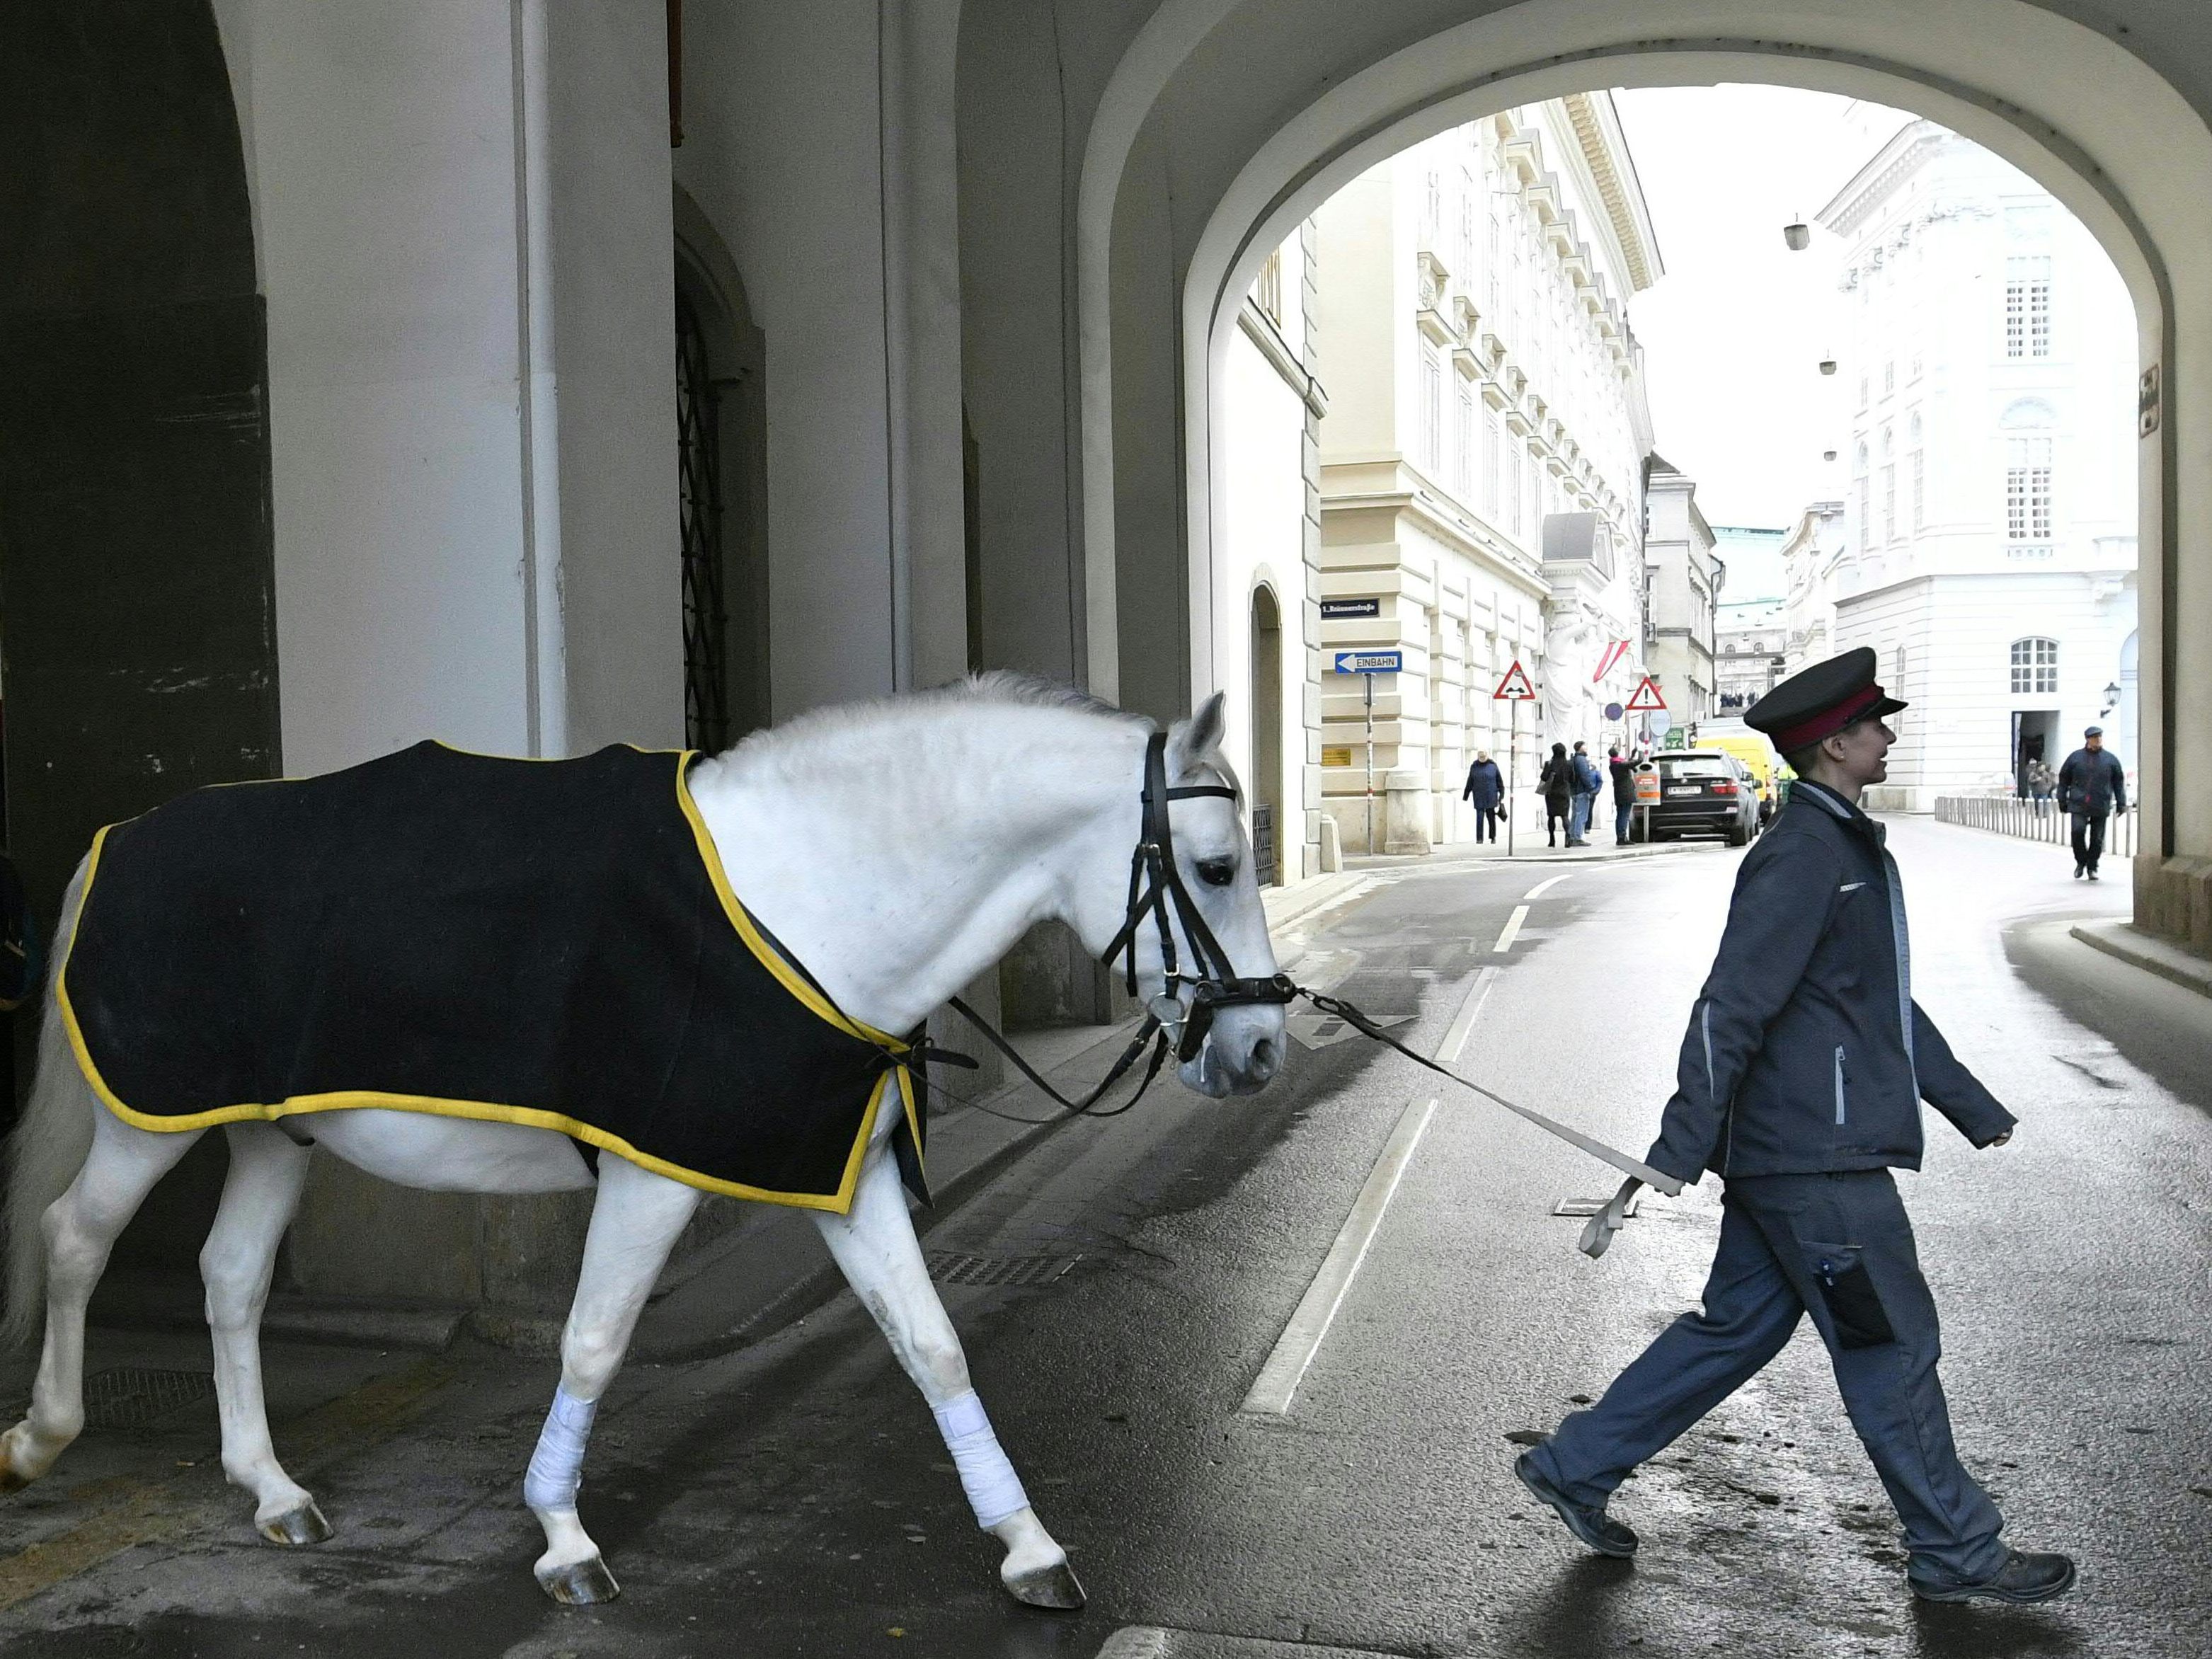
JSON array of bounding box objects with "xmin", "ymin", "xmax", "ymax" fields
[{"xmin": 1, "ymin": 817, "xmax": 2206, "ymax": 1657}]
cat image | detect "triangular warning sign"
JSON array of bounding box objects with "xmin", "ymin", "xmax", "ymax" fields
[
  {"xmin": 1493, "ymin": 660, "xmax": 1537, "ymax": 701},
  {"xmin": 1624, "ymin": 674, "xmax": 1668, "ymax": 713}
]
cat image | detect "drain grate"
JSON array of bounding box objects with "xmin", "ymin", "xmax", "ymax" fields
[
  {"xmin": 84, "ymin": 1366, "xmax": 217, "ymax": 1430},
  {"xmin": 926, "ymin": 1252, "xmax": 1080, "ymax": 1288}
]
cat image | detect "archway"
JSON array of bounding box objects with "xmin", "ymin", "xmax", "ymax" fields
[
  {"xmin": 1249, "ymin": 583, "xmax": 1285, "ymax": 885},
  {"xmin": 1076, "ymin": 0, "xmax": 2210, "ymax": 938}
]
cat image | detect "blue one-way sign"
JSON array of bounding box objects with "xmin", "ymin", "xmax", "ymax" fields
[{"xmin": 1331, "ymin": 649, "xmax": 1404, "ymax": 674}]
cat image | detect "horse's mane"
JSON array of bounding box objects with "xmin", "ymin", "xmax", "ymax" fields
[{"xmin": 711, "ymin": 671, "xmax": 1150, "ymax": 787}]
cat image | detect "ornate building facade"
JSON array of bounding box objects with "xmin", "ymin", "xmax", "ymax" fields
[
  {"xmin": 1818, "ymin": 120, "xmax": 2138, "ymax": 808},
  {"xmin": 1307, "ymin": 96, "xmax": 1660, "ymax": 852}
]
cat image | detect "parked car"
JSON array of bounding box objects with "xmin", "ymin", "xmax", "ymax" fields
[{"xmin": 1643, "ymin": 749, "xmax": 1761, "ymax": 846}]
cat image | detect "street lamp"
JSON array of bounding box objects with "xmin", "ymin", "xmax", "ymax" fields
[
  {"xmin": 1784, "ymin": 219, "xmax": 1811, "ymax": 251},
  {"xmin": 2102, "ymin": 680, "xmax": 2121, "ymax": 716},
  {"xmin": 1823, "ymin": 449, "xmax": 1838, "ymax": 461},
  {"xmin": 1818, "ymin": 358, "xmax": 1838, "ymax": 376}
]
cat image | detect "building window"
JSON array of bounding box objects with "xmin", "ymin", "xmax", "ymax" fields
[
  {"xmin": 1880, "ymin": 428, "xmax": 1896, "ymax": 544},
  {"xmin": 1454, "ymin": 386, "xmax": 1475, "ymax": 498},
  {"xmin": 1855, "ymin": 442, "xmax": 1870, "ymax": 551},
  {"xmin": 2005, "ymin": 256, "xmax": 2052, "ymax": 358},
  {"xmin": 1884, "ymin": 360, "xmax": 1895, "ymax": 396},
  {"xmin": 1909, "ymin": 413, "xmax": 1925, "ymax": 532},
  {"xmin": 2006, "ymin": 437, "xmax": 2053, "ymax": 541},
  {"xmin": 1254, "ymin": 247, "xmax": 1283, "ymax": 326},
  {"xmin": 1503, "ymin": 432, "xmax": 1521, "ymax": 533},
  {"xmin": 1484, "ymin": 407, "xmax": 1503, "ymax": 517},
  {"xmin": 1858, "ymin": 373, "xmax": 1869, "ymax": 411},
  {"xmin": 1421, "ymin": 345, "xmax": 1443, "ymax": 472},
  {"xmin": 2010, "ymin": 636, "xmax": 2058, "ymax": 696}
]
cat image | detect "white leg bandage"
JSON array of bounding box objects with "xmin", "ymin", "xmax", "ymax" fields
[
  {"xmin": 932, "ymin": 1389, "xmax": 1029, "ymax": 1529},
  {"xmin": 523, "ymin": 1386, "xmax": 599, "ymax": 1512}
]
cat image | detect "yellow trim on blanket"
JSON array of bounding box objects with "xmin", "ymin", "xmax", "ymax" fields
[{"xmin": 59, "ymin": 752, "xmax": 928, "ymax": 1213}]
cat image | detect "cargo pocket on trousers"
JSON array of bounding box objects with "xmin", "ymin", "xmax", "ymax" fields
[{"xmin": 1803, "ymin": 1241, "xmax": 1896, "ymax": 1349}]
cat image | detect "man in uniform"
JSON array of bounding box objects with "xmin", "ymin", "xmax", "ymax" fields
[
  {"xmin": 1513, "ymin": 648, "xmax": 2075, "ymax": 1605},
  {"xmin": 2056, "ymin": 724, "xmax": 2128, "ymax": 880}
]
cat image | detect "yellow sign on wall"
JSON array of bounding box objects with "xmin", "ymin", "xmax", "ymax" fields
[{"xmin": 1322, "ymin": 746, "xmax": 1353, "ymax": 767}]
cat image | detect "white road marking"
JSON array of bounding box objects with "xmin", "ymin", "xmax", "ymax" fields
[
  {"xmin": 1239, "ymin": 1096, "xmax": 1436, "ymax": 1417},
  {"xmin": 1437, "ymin": 965, "xmax": 1500, "ymax": 1065},
  {"xmin": 1492, "ymin": 905, "xmax": 1530, "ymax": 952},
  {"xmin": 1523, "ymin": 873, "xmax": 1574, "ymax": 900}
]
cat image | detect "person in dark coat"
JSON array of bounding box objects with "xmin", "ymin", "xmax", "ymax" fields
[
  {"xmin": 2055, "ymin": 725, "xmax": 2127, "ymax": 880},
  {"xmin": 1515, "ymin": 647, "xmax": 2074, "ymax": 1608},
  {"xmin": 1461, "ymin": 750, "xmax": 1504, "ymax": 844},
  {"xmin": 1607, "ymin": 747, "xmax": 1637, "ymax": 845},
  {"xmin": 1568, "ymin": 741, "xmax": 1602, "ymax": 847},
  {"xmin": 1538, "ymin": 742, "xmax": 1574, "ymax": 848}
]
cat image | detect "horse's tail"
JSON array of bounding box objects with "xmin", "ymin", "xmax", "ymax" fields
[{"xmin": 3, "ymin": 858, "xmax": 96, "ymax": 1348}]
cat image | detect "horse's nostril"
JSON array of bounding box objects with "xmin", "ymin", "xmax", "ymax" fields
[{"xmin": 1251, "ymin": 1037, "xmax": 1279, "ymax": 1074}]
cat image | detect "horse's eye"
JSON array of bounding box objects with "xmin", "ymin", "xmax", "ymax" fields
[{"xmin": 1196, "ymin": 856, "xmax": 1237, "ymax": 888}]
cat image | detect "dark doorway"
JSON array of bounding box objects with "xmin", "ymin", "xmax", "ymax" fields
[
  {"xmin": 2014, "ymin": 709, "xmax": 2060, "ymax": 796},
  {"xmin": 0, "ymin": 3, "xmax": 281, "ymax": 1276},
  {"xmin": 677, "ymin": 285, "xmax": 731, "ymax": 753}
]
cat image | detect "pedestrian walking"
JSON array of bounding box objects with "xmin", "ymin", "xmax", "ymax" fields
[
  {"xmin": 1462, "ymin": 750, "xmax": 1505, "ymax": 845},
  {"xmin": 2025, "ymin": 757, "xmax": 2055, "ymax": 815},
  {"xmin": 1608, "ymin": 747, "xmax": 1637, "ymax": 845},
  {"xmin": 1515, "ymin": 647, "xmax": 2073, "ymax": 1607},
  {"xmin": 2055, "ymin": 726, "xmax": 2126, "ymax": 880},
  {"xmin": 1568, "ymin": 742, "xmax": 1601, "ymax": 847},
  {"xmin": 1538, "ymin": 742, "xmax": 1574, "ymax": 849}
]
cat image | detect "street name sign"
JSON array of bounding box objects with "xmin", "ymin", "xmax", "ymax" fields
[
  {"xmin": 1333, "ymin": 649, "xmax": 1403, "ymax": 674},
  {"xmin": 1624, "ymin": 674, "xmax": 1667, "ymax": 713},
  {"xmin": 1320, "ymin": 597, "xmax": 1381, "ymax": 619},
  {"xmin": 1493, "ymin": 660, "xmax": 1537, "ymax": 700}
]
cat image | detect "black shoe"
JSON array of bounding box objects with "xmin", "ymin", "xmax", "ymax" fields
[
  {"xmin": 2073, "ymin": 864, "xmax": 2084, "ymax": 879},
  {"xmin": 1515, "ymin": 1452, "xmax": 1637, "ymax": 1558},
  {"xmin": 1908, "ymin": 1549, "xmax": 2076, "ymax": 1605},
  {"xmin": 2087, "ymin": 868, "xmax": 2100, "ymax": 881}
]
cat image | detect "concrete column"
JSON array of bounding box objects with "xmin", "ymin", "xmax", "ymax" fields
[{"xmin": 219, "ymin": 0, "xmax": 680, "ymax": 1314}]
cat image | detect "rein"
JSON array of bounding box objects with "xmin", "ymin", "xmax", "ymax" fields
[{"xmin": 933, "ymin": 730, "xmax": 1680, "ymax": 1198}]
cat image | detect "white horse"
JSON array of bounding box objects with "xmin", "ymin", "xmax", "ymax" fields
[{"xmin": 0, "ymin": 675, "xmax": 1287, "ymax": 1607}]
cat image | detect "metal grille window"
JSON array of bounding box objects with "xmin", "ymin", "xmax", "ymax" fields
[
  {"xmin": 2010, "ymin": 636, "xmax": 2058, "ymax": 695},
  {"xmin": 676, "ymin": 286, "xmax": 730, "ymax": 754},
  {"xmin": 2006, "ymin": 437, "xmax": 2053, "ymax": 541},
  {"xmin": 2005, "ymin": 257, "xmax": 2052, "ymax": 358}
]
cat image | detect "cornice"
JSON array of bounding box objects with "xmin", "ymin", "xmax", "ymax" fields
[{"xmin": 1559, "ymin": 91, "xmax": 1661, "ymax": 292}]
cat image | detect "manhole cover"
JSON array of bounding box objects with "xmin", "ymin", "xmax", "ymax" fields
[
  {"xmin": 926, "ymin": 1253, "xmax": 1080, "ymax": 1287},
  {"xmin": 84, "ymin": 1366, "xmax": 216, "ymax": 1429}
]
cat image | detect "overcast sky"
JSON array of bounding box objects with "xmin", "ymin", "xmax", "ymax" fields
[{"xmin": 1613, "ymin": 86, "xmax": 1916, "ymax": 554}]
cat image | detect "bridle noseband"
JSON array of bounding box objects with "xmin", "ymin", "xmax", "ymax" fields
[{"xmin": 1098, "ymin": 730, "xmax": 1295, "ymax": 1064}]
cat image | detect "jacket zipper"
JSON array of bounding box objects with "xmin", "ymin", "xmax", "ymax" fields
[{"xmin": 1833, "ymin": 1045, "xmax": 1847, "ymax": 1127}]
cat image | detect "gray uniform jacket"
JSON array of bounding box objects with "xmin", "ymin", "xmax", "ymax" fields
[{"xmin": 1645, "ymin": 779, "xmax": 2015, "ymax": 1185}]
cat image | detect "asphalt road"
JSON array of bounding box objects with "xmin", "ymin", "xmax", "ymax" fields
[{"xmin": 5, "ymin": 819, "xmax": 2208, "ymax": 1658}]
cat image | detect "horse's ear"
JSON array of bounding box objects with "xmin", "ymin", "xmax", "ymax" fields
[{"xmin": 1167, "ymin": 691, "xmax": 1228, "ymax": 774}]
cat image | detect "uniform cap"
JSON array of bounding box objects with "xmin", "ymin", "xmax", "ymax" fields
[{"xmin": 1744, "ymin": 646, "xmax": 1907, "ymax": 752}]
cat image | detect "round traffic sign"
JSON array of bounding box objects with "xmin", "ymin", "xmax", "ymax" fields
[
  {"xmin": 1603, "ymin": 701, "xmax": 1624, "ymax": 721},
  {"xmin": 1649, "ymin": 710, "xmax": 1673, "ymax": 735}
]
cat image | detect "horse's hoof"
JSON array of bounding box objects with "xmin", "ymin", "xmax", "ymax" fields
[
  {"xmin": 1004, "ymin": 1558, "xmax": 1086, "ymax": 1610},
  {"xmin": 0, "ymin": 1463, "xmax": 32, "ymax": 1496},
  {"xmin": 539, "ymin": 1555, "xmax": 621, "ymax": 1606},
  {"xmin": 258, "ymin": 1500, "xmax": 333, "ymax": 1546}
]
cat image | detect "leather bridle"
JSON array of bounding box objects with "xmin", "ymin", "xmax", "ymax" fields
[
  {"xmin": 946, "ymin": 728, "xmax": 1292, "ymax": 1116},
  {"xmin": 1097, "ymin": 730, "xmax": 1296, "ymax": 1065}
]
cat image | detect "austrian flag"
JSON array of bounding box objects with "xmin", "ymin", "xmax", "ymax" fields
[{"xmin": 1592, "ymin": 639, "xmax": 1632, "ymax": 682}]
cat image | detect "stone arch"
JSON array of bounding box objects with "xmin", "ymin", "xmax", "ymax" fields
[{"xmin": 1076, "ymin": 0, "xmax": 2206, "ymax": 880}]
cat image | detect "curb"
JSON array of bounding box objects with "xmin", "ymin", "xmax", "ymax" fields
[{"xmin": 2068, "ymin": 919, "xmax": 2212, "ymax": 1000}]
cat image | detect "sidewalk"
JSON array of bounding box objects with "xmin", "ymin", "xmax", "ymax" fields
[{"xmin": 1348, "ymin": 832, "xmax": 1696, "ymax": 872}]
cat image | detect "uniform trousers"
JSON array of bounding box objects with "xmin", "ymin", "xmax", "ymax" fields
[{"xmin": 1527, "ymin": 1169, "xmax": 2007, "ymax": 1580}]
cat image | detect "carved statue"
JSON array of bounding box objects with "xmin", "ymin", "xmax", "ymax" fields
[{"xmin": 1541, "ymin": 607, "xmax": 1599, "ymax": 745}]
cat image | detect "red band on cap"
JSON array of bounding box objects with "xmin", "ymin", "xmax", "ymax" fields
[{"xmin": 1770, "ymin": 682, "xmax": 1886, "ymax": 752}]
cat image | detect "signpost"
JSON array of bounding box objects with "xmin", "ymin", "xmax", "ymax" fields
[
  {"xmin": 1492, "ymin": 660, "xmax": 1538, "ymax": 859},
  {"xmin": 1320, "ymin": 597, "xmax": 1381, "ymax": 620},
  {"xmin": 1623, "ymin": 677, "xmax": 1668, "ymax": 841},
  {"xmin": 1334, "ymin": 650, "xmax": 1405, "ymax": 854}
]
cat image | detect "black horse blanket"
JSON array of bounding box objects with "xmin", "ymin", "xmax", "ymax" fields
[{"xmin": 59, "ymin": 742, "xmax": 920, "ymax": 1212}]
